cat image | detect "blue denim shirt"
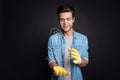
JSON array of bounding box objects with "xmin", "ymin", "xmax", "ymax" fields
[{"xmin": 48, "ymin": 30, "xmax": 89, "ymax": 80}]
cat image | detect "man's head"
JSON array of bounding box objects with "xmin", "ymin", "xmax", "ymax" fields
[
  {"xmin": 56, "ymin": 3, "xmax": 75, "ymax": 18},
  {"xmin": 56, "ymin": 4, "xmax": 75, "ymax": 33}
]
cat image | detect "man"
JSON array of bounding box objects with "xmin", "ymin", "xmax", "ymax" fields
[{"xmin": 48, "ymin": 3, "xmax": 89, "ymax": 80}]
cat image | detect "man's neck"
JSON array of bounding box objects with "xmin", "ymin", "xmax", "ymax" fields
[{"xmin": 64, "ymin": 28, "xmax": 73, "ymax": 38}]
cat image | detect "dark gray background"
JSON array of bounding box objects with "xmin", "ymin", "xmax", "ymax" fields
[{"xmin": 1, "ymin": 0, "xmax": 120, "ymax": 80}]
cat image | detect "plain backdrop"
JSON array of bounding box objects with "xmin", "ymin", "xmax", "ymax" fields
[{"xmin": 1, "ymin": 0, "xmax": 120, "ymax": 80}]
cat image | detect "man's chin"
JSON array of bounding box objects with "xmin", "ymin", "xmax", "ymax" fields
[
  {"xmin": 63, "ymin": 28, "xmax": 72, "ymax": 33},
  {"xmin": 63, "ymin": 30, "xmax": 69, "ymax": 33}
]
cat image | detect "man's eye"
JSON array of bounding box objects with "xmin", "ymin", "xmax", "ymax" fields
[
  {"xmin": 60, "ymin": 19, "xmax": 64, "ymax": 21},
  {"xmin": 67, "ymin": 18, "xmax": 71, "ymax": 21}
]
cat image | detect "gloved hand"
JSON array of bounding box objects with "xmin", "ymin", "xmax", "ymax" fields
[
  {"xmin": 53, "ymin": 66, "xmax": 70, "ymax": 76},
  {"xmin": 68, "ymin": 48, "xmax": 82, "ymax": 64}
]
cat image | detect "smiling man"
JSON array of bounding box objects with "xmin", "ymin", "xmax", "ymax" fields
[{"xmin": 48, "ymin": 3, "xmax": 89, "ymax": 80}]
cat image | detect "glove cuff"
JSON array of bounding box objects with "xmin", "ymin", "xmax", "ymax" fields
[{"xmin": 78, "ymin": 57, "xmax": 82, "ymax": 64}]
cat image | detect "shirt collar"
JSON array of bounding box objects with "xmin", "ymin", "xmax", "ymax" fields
[{"xmin": 59, "ymin": 29, "xmax": 78, "ymax": 39}]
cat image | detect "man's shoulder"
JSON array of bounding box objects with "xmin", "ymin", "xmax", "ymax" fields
[
  {"xmin": 49, "ymin": 32, "xmax": 61, "ymax": 39},
  {"xmin": 74, "ymin": 31, "xmax": 87, "ymax": 39},
  {"xmin": 48, "ymin": 32, "xmax": 61, "ymax": 45},
  {"xmin": 48, "ymin": 32, "xmax": 61, "ymax": 42},
  {"xmin": 74, "ymin": 31, "xmax": 88, "ymax": 44}
]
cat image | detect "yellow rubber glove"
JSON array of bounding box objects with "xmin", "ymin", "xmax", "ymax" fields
[
  {"xmin": 68, "ymin": 48, "xmax": 82, "ymax": 64},
  {"xmin": 53, "ymin": 66, "xmax": 70, "ymax": 76}
]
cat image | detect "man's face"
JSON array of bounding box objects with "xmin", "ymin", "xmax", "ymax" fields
[{"xmin": 59, "ymin": 12, "xmax": 75, "ymax": 33}]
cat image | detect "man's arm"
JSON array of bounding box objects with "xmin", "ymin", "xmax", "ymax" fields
[
  {"xmin": 78, "ymin": 35, "xmax": 89, "ymax": 67},
  {"xmin": 78, "ymin": 58, "xmax": 88, "ymax": 67},
  {"xmin": 49, "ymin": 62, "xmax": 58, "ymax": 70}
]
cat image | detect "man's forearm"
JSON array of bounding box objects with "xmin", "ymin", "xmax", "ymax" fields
[
  {"xmin": 49, "ymin": 62, "xmax": 58, "ymax": 69},
  {"xmin": 78, "ymin": 58, "xmax": 88, "ymax": 67}
]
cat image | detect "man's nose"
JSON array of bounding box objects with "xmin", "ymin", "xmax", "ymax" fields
[{"xmin": 63, "ymin": 20, "xmax": 67, "ymax": 25}]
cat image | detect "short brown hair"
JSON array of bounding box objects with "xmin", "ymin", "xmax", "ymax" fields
[{"xmin": 56, "ymin": 3, "xmax": 75, "ymax": 18}]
